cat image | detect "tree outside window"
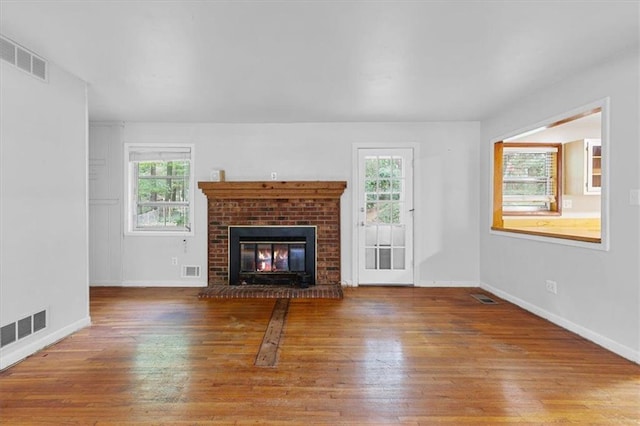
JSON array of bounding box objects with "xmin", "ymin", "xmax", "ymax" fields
[{"xmin": 126, "ymin": 145, "xmax": 193, "ymax": 234}]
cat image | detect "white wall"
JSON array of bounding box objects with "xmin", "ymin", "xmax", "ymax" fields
[
  {"xmin": 89, "ymin": 121, "xmax": 480, "ymax": 287},
  {"xmin": 0, "ymin": 60, "xmax": 89, "ymax": 369},
  {"xmin": 479, "ymin": 49, "xmax": 640, "ymax": 362},
  {"xmin": 89, "ymin": 123, "xmax": 123, "ymax": 285}
]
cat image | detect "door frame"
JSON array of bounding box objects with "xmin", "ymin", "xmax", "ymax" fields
[{"xmin": 351, "ymin": 143, "xmax": 420, "ymax": 286}]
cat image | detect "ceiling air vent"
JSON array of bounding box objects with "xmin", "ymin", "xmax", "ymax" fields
[{"xmin": 0, "ymin": 35, "xmax": 48, "ymax": 82}]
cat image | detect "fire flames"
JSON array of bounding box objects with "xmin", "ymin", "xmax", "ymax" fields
[{"xmin": 256, "ymin": 246, "xmax": 289, "ymax": 272}]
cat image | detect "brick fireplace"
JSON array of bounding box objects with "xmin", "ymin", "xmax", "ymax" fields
[{"xmin": 198, "ymin": 181, "xmax": 347, "ymax": 286}]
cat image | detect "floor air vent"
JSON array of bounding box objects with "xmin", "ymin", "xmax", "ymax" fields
[
  {"xmin": 470, "ymin": 294, "xmax": 499, "ymax": 305},
  {"xmin": 0, "ymin": 35, "xmax": 48, "ymax": 81},
  {"xmin": 182, "ymin": 265, "xmax": 201, "ymax": 278},
  {"xmin": 0, "ymin": 309, "xmax": 47, "ymax": 348}
]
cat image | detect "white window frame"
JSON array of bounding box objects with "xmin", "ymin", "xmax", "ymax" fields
[{"xmin": 124, "ymin": 143, "xmax": 195, "ymax": 236}]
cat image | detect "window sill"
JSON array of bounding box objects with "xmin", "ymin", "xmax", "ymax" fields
[
  {"xmin": 125, "ymin": 230, "xmax": 194, "ymax": 237},
  {"xmin": 491, "ymin": 226, "xmax": 601, "ymax": 244},
  {"xmin": 503, "ymin": 211, "xmax": 561, "ymax": 216}
]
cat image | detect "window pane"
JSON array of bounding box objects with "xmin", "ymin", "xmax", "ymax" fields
[
  {"xmin": 502, "ymin": 147, "xmax": 557, "ymax": 213},
  {"xmin": 136, "ymin": 205, "xmax": 189, "ymax": 229},
  {"xmin": 130, "ymin": 150, "xmax": 192, "ymax": 232}
]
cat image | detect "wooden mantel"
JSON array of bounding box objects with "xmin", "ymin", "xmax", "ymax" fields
[{"xmin": 198, "ymin": 181, "xmax": 347, "ymax": 199}]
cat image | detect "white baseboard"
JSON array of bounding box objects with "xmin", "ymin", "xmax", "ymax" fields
[
  {"xmin": 480, "ymin": 281, "xmax": 639, "ymax": 364},
  {"xmin": 90, "ymin": 280, "xmax": 123, "ymax": 286},
  {"xmin": 415, "ymin": 280, "xmax": 480, "ymax": 288},
  {"xmin": 0, "ymin": 316, "xmax": 91, "ymax": 371},
  {"xmin": 347, "ymin": 281, "xmax": 480, "ymax": 288},
  {"xmin": 120, "ymin": 280, "xmax": 207, "ymax": 288}
]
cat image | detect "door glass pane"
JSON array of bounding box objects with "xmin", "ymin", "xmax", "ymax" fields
[
  {"xmin": 378, "ymin": 226, "xmax": 391, "ymax": 246},
  {"xmin": 392, "ymin": 225, "xmax": 405, "ymax": 246},
  {"xmin": 365, "ymin": 248, "xmax": 377, "ymax": 269},
  {"xmin": 365, "ymin": 226, "xmax": 377, "ymax": 246},
  {"xmin": 361, "ymin": 152, "xmax": 409, "ymax": 274},
  {"xmin": 392, "ymin": 158, "xmax": 403, "ymax": 177},
  {"xmin": 393, "ymin": 248, "xmax": 405, "ymax": 269},
  {"xmin": 365, "ymin": 179, "xmax": 377, "ymax": 192},
  {"xmin": 378, "ymin": 202, "xmax": 393, "ymax": 224},
  {"xmin": 393, "ymin": 204, "xmax": 401, "ymax": 224},
  {"xmin": 390, "ymin": 179, "xmax": 399, "ymax": 193},
  {"xmin": 365, "ymin": 159, "xmax": 378, "ymax": 178},
  {"xmin": 379, "ymin": 248, "xmax": 391, "ymax": 269}
]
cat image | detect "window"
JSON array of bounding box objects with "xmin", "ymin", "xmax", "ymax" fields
[
  {"xmin": 501, "ymin": 143, "xmax": 561, "ymax": 215},
  {"xmin": 491, "ymin": 105, "xmax": 605, "ymax": 246},
  {"xmin": 125, "ymin": 144, "xmax": 194, "ymax": 235}
]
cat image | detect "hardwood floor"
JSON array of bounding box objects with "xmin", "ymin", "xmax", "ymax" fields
[{"xmin": 1, "ymin": 286, "xmax": 639, "ymax": 424}]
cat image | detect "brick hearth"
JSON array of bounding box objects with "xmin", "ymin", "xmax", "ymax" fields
[{"xmin": 198, "ymin": 181, "xmax": 347, "ymax": 285}]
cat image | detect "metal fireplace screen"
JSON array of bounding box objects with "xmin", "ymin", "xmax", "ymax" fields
[
  {"xmin": 240, "ymin": 242, "xmax": 306, "ymax": 273},
  {"xmin": 229, "ymin": 226, "xmax": 316, "ymax": 285}
]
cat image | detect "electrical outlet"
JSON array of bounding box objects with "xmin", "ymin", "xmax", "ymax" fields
[
  {"xmin": 270, "ymin": 172, "xmax": 277, "ymax": 181},
  {"xmin": 171, "ymin": 257, "xmax": 178, "ymax": 266},
  {"xmin": 562, "ymin": 199, "xmax": 572, "ymax": 209},
  {"xmin": 545, "ymin": 280, "xmax": 557, "ymax": 294}
]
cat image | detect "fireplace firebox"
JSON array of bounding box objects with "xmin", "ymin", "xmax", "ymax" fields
[{"xmin": 229, "ymin": 226, "xmax": 316, "ymax": 286}]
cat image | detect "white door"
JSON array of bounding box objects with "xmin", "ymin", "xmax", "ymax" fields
[{"xmin": 357, "ymin": 148, "xmax": 414, "ymax": 285}]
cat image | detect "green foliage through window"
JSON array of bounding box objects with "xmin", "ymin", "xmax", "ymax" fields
[
  {"xmin": 365, "ymin": 157, "xmax": 403, "ymax": 224},
  {"xmin": 127, "ymin": 145, "xmax": 193, "ymax": 233},
  {"xmin": 502, "ymin": 146, "xmax": 558, "ymax": 213}
]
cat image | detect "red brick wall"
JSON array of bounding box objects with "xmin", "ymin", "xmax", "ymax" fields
[{"xmin": 206, "ymin": 198, "xmax": 342, "ymax": 285}]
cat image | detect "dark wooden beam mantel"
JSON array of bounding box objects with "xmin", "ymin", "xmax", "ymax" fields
[{"xmin": 198, "ymin": 181, "xmax": 347, "ymax": 199}]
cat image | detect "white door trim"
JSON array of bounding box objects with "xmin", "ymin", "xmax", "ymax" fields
[{"xmin": 351, "ymin": 143, "xmax": 419, "ymax": 286}]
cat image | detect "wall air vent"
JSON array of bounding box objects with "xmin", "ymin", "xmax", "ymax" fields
[
  {"xmin": 182, "ymin": 265, "xmax": 201, "ymax": 278},
  {"xmin": 0, "ymin": 35, "xmax": 48, "ymax": 82},
  {"xmin": 0, "ymin": 309, "xmax": 47, "ymax": 348}
]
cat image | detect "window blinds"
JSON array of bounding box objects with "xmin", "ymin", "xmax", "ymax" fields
[{"xmin": 128, "ymin": 146, "xmax": 191, "ymax": 162}]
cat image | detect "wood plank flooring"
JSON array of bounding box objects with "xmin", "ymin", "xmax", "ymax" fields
[
  {"xmin": 255, "ymin": 298, "xmax": 290, "ymax": 367},
  {"xmin": 1, "ymin": 286, "xmax": 639, "ymax": 424}
]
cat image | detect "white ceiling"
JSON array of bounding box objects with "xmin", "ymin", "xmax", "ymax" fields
[
  {"xmin": 506, "ymin": 111, "xmax": 602, "ymax": 143},
  {"xmin": 1, "ymin": 1, "xmax": 638, "ymax": 123}
]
